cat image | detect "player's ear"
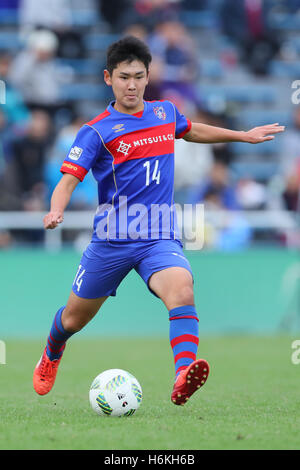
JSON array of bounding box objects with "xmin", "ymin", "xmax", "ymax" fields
[
  {"xmin": 104, "ymin": 69, "xmax": 112, "ymax": 86},
  {"xmin": 145, "ymin": 70, "xmax": 150, "ymax": 85}
]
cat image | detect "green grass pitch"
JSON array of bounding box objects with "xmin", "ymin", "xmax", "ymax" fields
[{"xmin": 0, "ymin": 336, "xmax": 300, "ymax": 450}]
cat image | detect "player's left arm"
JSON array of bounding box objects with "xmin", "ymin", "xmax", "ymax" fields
[{"xmin": 183, "ymin": 122, "xmax": 285, "ymax": 144}]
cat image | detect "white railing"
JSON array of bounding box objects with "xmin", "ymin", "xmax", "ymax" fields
[{"xmin": 0, "ymin": 210, "xmax": 298, "ymax": 251}]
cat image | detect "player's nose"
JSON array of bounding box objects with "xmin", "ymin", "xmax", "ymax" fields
[{"xmin": 127, "ymin": 79, "xmax": 136, "ymax": 90}]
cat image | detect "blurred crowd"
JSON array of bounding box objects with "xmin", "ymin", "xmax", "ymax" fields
[{"xmin": 1, "ymin": 0, "xmax": 300, "ymax": 250}]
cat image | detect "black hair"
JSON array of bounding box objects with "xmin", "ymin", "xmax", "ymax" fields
[{"xmin": 106, "ymin": 36, "xmax": 152, "ymax": 75}]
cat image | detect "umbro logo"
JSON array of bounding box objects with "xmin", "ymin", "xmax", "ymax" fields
[{"xmin": 112, "ymin": 124, "xmax": 125, "ymax": 133}]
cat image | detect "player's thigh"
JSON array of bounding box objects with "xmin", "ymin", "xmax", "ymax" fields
[
  {"xmin": 62, "ymin": 291, "xmax": 108, "ymax": 331},
  {"xmin": 149, "ymin": 266, "xmax": 194, "ymax": 310}
]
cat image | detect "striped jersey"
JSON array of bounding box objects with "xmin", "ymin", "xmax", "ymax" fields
[{"xmin": 60, "ymin": 100, "xmax": 191, "ymax": 241}]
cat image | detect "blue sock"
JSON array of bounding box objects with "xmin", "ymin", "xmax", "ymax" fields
[
  {"xmin": 46, "ymin": 307, "xmax": 74, "ymax": 360},
  {"xmin": 169, "ymin": 305, "xmax": 199, "ymax": 377}
]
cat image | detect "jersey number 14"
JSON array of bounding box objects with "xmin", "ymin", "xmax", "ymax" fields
[{"xmin": 143, "ymin": 159, "xmax": 160, "ymax": 186}]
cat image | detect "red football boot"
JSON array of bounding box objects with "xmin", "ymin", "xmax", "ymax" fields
[
  {"xmin": 33, "ymin": 346, "xmax": 65, "ymax": 396},
  {"xmin": 171, "ymin": 359, "xmax": 210, "ymax": 405}
]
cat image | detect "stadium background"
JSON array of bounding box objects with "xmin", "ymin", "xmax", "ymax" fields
[
  {"xmin": 1, "ymin": 0, "xmax": 300, "ymax": 336},
  {"xmin": 1, "ymin": 0, "xmax": 300, "ymax": 451}
]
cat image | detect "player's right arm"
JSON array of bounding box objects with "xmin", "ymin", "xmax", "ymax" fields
[
  {"xmin": 44, "ymin": 124, "xmax": 103, "ymax": 230},
  {"xmin": 43, "ymin": 173, "xmax": 80, "ymax": 229}
]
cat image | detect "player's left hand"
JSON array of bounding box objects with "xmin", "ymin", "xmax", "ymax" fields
[{"xmin": 244, "ymin": 123, "xmax": 285, "ymax": 144}]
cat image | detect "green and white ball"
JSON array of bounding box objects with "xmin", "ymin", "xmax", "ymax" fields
[{"xmin": 89, "ymin": 369, "xmax": 142, "ymax": 417}]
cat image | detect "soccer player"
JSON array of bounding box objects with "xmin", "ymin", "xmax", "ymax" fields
[{"xmin": 33, "ymin": 36, "xmax": 284, "ymax": 405}]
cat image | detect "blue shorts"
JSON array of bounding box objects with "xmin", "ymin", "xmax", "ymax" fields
[{"xmin": 72, "ymin": 239, "xmax": 193, "ymax": 299}]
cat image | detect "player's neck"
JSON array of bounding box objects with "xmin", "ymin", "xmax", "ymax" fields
[{"xmin": 113, "ymin": 100, "xmax": 144, "ymax": 115}]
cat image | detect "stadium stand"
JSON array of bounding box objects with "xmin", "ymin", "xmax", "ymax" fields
[{"xmin": 0, "ymin": 0, "xmax": 299, "ymax": 249}]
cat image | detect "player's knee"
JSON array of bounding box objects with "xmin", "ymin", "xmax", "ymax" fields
[
  {"xmin": 62, "ymin": 317, "xmax": 83, "ymax": 333},
  {"xmin": 170, "ymin": 284, "xmax": 194, "ymax": 308},
  {"xmin": 62, "ymin": 308, "xmax": 88, "ymax": 333}
]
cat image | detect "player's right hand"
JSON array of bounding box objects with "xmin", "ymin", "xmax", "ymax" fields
[{"xmin": 43, "ymin": 211, "xmax": 64, "ymax": 230}]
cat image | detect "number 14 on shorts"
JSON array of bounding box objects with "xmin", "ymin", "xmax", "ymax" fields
[{"xmin": 73, "ymin": 265, "xmax": 86, "ymax": 292}]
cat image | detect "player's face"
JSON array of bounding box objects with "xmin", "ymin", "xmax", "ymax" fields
[{"xmin": 104, "ymin": 60, "xmax": 149, "ymax": 113}]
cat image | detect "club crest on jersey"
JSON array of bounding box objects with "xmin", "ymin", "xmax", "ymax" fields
[
  {"xmin": 112, "ymin": 123, "xmax": 125, "ymax": 133},
  {"xmin": 117, "ymin": 140, "xmax": 131, "ymax": 156},
  {"xmin": 68, "ymin": 146, "xmax": 83, "ymax": 161},
  {"xmin": 153, "ymin": 106, "xmax": 166, "ymax": 120}
]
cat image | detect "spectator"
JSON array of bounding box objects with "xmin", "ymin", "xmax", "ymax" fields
[
  {"xmin": 9, "ymin": 29, "xmax": 73, "ymax": 115},
  {"xmin": 123, "ymin": 23, "xmax": 148, "ymax": 42},
  {"xmin": 148, "ymin": 20, "xmax": 199, "ymax": 103},
  {"xmin": 0, "ymin": 53, "xmax": 30, "ymax": 126},
  {"xmin": 191, "ymin": 161, "xmax": 239, "ymax": 210},
  {"xmin": 236, "ymin": 178, "xmax": 267, "ymax": 210},
  {"xmin": 97, "ymin": 0, "xmax": 134, "ymax": 32},
  {"xmin": 9, "ymin": 109, "xmax": 53, "ymax": 211},
  {"xmin": 282, "ymin": 168, "xmax": 300, "ymax": 212},
  {"xmin": 0, "ymin": 109, "xmax": 21, "ymax": 211},
  {"xmin": 220, "ymin": 0, "xmax": 281, "ymax": 75},
  {"xmin": 19, "ymin": 0, "xmax": 72, "ymax": 31},
  {"xmin": 203, "ymin": 188, "xmax": 252, "ymax": 251},
  {"xmin": 131, "ymin": 0, "xmax": 179, "ymax": 32},
  {"xmin": 19, "ymin": 0, "xmax": 85, "ymax": 58}
]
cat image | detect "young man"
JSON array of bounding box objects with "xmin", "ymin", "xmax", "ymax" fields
[{"xmin": 33, "ymin": 36, "xmax": 284, "ymax": 405}]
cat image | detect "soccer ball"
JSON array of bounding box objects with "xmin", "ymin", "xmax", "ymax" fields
[{"xmin": 89, "ymin": 369, "xmax": 142, "ymax": 417}]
